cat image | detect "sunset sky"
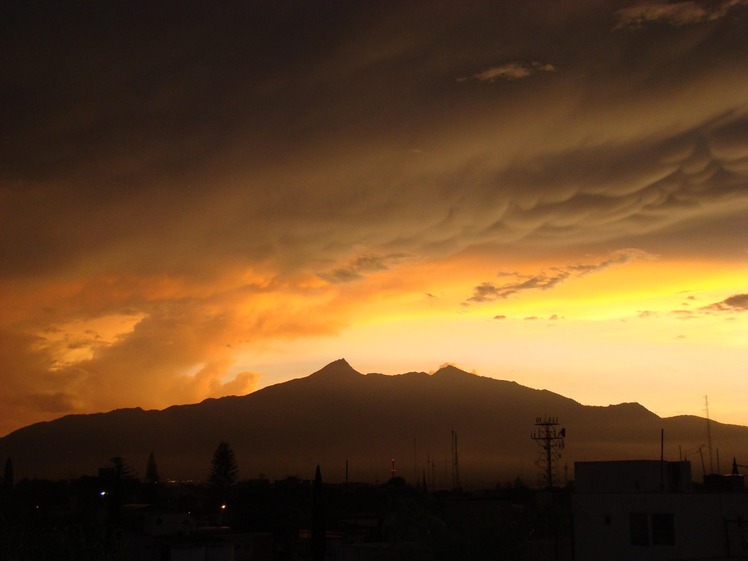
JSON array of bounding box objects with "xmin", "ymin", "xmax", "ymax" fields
[{"xmin": 2, "ymin": 1, "xmax": 747, "ymax": 436}]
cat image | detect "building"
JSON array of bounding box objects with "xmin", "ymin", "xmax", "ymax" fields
[{"xmin": 573, "ymin": 460, "xmax": 748, "ymax": 561}]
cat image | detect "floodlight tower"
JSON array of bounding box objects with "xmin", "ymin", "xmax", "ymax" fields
[{"xmin": 531, "ymin": 416, "xmax": 566, "ymax": 488}]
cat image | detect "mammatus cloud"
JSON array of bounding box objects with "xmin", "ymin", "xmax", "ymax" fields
[
  {"xmin": 615, "ymin": 0, "xmax": 748, "ymax": 29},
  {"xmin": 466, "ymin": 249, "xmax": 655, "ymax": 304},
  {"xmin": 2, "ymin": 11, "xmax": 747, "ymax": 283},
  {"xmin": 457, "ymin": 61, "xmax": 556, "ymax": 82}
]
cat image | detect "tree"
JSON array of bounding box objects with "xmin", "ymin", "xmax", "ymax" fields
[
  {"xmin": 110, "ymin": 456, "xmax": 135, "ymax": 479},
  {"xmin": 146, "ymin": 452, "xmax": 160, "ymax": 484},
  {"xmin": 108, "ymin": 456, "xmax": 134, "ymax": 528},
  {"xmin": 209, "ymin": 442, "xmax": 238, "ymax": 492}
]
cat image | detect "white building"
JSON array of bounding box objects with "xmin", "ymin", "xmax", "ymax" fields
[{"xmin": 573, "ymin": 460, "xmax": 748, "ymax": 561}]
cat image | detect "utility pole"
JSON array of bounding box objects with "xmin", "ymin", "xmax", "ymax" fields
[{"xmin": 531, "ymin": 416, "xmax": 566, "ymax": 488}]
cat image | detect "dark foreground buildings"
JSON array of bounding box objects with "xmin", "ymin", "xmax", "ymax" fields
[{"xmin": 1, "ymin": 459, "xmax": 748, "ymax": 560}]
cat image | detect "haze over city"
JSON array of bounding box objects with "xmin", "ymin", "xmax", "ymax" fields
[{"xmin": 2, "ymin": 0, "xmax": 747, "ymax": 436}]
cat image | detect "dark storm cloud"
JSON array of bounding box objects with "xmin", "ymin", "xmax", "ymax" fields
[
  {"xmin": 2, "ymin": 1, "xmax": 748, "ymax": 283},
  {"xmin": 467, "ymin": 249, "xmax": 654, "ymax": 303},
  {"xmin": 476, "ymin": 113, "xmax": 748, "ymax": 246},
  {"xmin": 615, "ymin": 0, "xmax": 748, "ymax": 29}
]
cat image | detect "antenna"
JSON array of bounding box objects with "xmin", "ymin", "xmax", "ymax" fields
[
  {"xmin": 684, "ymin": 445, "xmax": 707, "ymax": 479},
  {"xmin": 451, "ymin": 430, "xmax": 461, "ymax": 490},
  {"xmin": 531, "ymin": 416, "xmax": 566, "ymax": 488},
  {"xmin": 429, "ymin": 453, "xmax": 436, "ymax": 489},
  {"xmin": 705, "ymin": 395, "xmax": 714, "ymax": 475},
  {"xmin": 451, "ymin": 430, "xmax": 455, "ymax": 488},
  {"xmin": 426, "ymin": 453, "xmax": 430, "ymax": 487},
  {"xmin": 413, "ymin": 437, "xmax": 417, "ymax": 485}
]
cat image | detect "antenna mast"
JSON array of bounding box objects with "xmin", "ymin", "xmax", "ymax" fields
[
  {"xmin": 451, "ymin": 430, "xmax": 461, "ymax": 490},
  {"xmin": 705, "ymin": 395, "xmax": 714, "ymax": 475},
  {"xmin": 531, "ymin": 416, "xmax": 566, "ymax": 488}
]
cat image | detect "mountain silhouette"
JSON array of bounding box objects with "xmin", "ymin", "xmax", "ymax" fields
[
  {"xmin": 1, "ymin": 360, "xmax": 745, "ymax": 487},
  {"xmin": 307, "ymin": 358, "xmax": 362, "ymax": 381}
]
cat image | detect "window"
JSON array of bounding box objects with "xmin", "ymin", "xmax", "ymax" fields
[
  {"xmin": 651, "ymin": 513, "xmax": 675, "ymax": 546},
  {"xmin": 629, "ymin": 512, "xmax": 676, "ymax": 546},
  {"xmin": 630, "ymin": 512, "xmax": 649, "ymax": 545}
]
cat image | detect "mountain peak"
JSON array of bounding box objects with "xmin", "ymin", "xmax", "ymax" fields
[
  {"xmin": 432, "ymin": 364, "xmax": 474, "ymax": 379},
  {"xmin": 308, "ymin": 358, "xmax": 361, "ymax": 380}
]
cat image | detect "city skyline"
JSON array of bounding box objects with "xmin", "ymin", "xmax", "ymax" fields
[{"xmin": 2, "ymin": 1, "xmax": 747, "ymax": 435}]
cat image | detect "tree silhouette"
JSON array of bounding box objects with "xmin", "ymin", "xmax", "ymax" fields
[
  {"xmin": 108, "ymin": 457, "xmax": 134, "ymax": 528},
  {"xmin": 146, "ymin": 452, "xmax": 160, "ymax": 484},
  {"xmin": 110, "ymin": 456, "xmax": 135, "ymax": 479},
  {"xmin": 209, "ymin": 442, "xmax": 238, "ymax": 492}
]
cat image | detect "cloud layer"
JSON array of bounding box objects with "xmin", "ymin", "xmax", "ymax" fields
[
  {"xmin": 458, "ymin": 61, "xmax": 557, "ymax": 82},
  {"xmin": 703, "ymin": 293, "xmax": 748, "ymax": 313},
  {"xmin": 615, "ymin": 0, "xmax": 748, "ymax": 29},
  {"xmin": 466, "ymin": 249, "xmax": 655, "ymax": 304},
  {"xmin": 1, "ymin": 1, "xmax": 747, "ymax": 433}
]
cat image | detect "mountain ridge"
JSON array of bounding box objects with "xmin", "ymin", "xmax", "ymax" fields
[{"xmin": 1, "ymin": 359, "xmax": 745, "ymax": 486}]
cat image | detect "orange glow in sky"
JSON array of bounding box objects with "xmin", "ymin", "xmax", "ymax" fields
[{"xmin": 1, "ymin": 1, "xmax": 747, "ymax": 436}]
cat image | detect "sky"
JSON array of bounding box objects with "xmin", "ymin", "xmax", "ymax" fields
[{"xmin": 1, "ymin": 0, "xmax": 747, "ymax": 437}]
